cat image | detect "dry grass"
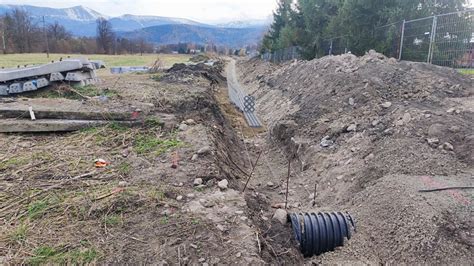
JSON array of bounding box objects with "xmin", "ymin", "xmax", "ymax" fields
[{"xmin": 0, "ymin": 120, "xmax": 185, "ymax": 264}]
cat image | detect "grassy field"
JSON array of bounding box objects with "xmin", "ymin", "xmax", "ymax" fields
[
  {"xmin": 458, "ymin": 68, "xmax": 474, "ymax": 75},
  {"xmin": 0, "ymin": 53, "xmax": 192, "ymax": 68}
]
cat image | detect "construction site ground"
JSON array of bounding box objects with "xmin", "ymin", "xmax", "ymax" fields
[{"xmin": 1, "ymin": 53, "xmax": 473, "ymax": 264}]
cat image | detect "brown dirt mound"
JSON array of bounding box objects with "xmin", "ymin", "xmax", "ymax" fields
[{"xmin": 237, "ymin": 51, "xmax": 473, "ymax": 264}]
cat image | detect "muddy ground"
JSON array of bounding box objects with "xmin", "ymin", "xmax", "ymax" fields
[{"xmin": 1, "ymin": 53, "xmax": 473, "ymax": 264}]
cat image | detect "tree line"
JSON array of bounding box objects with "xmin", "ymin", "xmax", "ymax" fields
[
  {"xmin": 262, "ymin": 0, "xmax": 470, "ymax": 59},
  {"xmin": 0, "ymin": 8, "xmax": 154, "ymax": 54}
]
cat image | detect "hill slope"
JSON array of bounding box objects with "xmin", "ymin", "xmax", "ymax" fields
[{"xmin": 122, "ymin": 24, "xmax": 266, "ymax": 47}]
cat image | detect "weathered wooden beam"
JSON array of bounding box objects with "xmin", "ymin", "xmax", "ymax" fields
[{"xmin": 0, "ymin": 119, "xmax": 139, "ymax": 133}]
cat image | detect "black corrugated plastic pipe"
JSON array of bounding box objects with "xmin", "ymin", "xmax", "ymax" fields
[{"xmin": 289, "ymin": 212, "xmax": 356, "ymax": 257}]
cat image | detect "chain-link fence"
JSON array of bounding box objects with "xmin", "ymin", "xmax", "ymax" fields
[
  {"xmin": 264, "ymin": 10, "xmax": 473, "ymax": 69},
  {"xmin": 261, "ymin": 46, "xmax": 301, "ymax": 63}
]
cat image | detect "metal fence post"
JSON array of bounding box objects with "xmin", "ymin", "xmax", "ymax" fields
[
  {"xmin": 427, "ymin": 16, "xmax": 438, "ymax": 64},
  {"xmin": 398, "ymin": 20, "xmax": 406, "ymax": 60}
]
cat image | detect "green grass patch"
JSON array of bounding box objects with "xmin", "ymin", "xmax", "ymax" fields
[
  {"xmin": 29, "ymin": 245, "xmax": 99, "ymax": 265},
  {"xmin": 160, "ymin": 216, "xmax": 169, "ymax": 225},
  {"xmin": 9, "ymin": 223, "xmax": 28, "ymax": 243},
  {"xmin": 117, "ymin": 162, "xmax": 132, "ymax": 176},
  {"xmin": 151, "ymin": 73, "xmax": 163, "ymax": 81},
  {"xmin": 458, "ymin": 69, "xmax": 474, "ymax": 75},
  {"xmin": 103, "ymin": 214, "xmax": 122, "ymax": 227},
  {"xmin": 28, "ymin": 200, "xmax": 49, "ymax": 220},
  {"xmin": 133, "ymin": 134, "xmax": 182, "ymax": 155},
  {"xmin": 144, "ymin": 117, "xmax": 164, "ymax": 128},
  {"xmin": 0, "ymin": 157, "xmax": 28, "ymax": 171}
]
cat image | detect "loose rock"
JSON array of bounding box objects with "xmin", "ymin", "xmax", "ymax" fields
[
  {"xmin": 217, "ymin": 179, "xmax": 228, "ymax": 190},
  {"xmin": 272, "ymin": 209, "xmax": 288, "ymax": 225},
  {"xmin": 382, "ymin": 102, "xmax": 392, "ymax": 108},
  {"xmin": 197, "ymin": 146, "xmax": 211, "ymax": 155},
  {"xmin": 194, "ymin": 178, "xmax": 203, "ymax": 186},
  {"xmin": 178, "ymin": 123, "xmax": 188, "ymax": 131},
  {"xmin": 346, "ymin": 124, "xmax": 357, "ymax": 132},
  {"xmin": 442, "ymin": 142, "xmax": 454, "ymax": 151}
]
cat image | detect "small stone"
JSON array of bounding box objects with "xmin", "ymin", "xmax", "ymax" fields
[
  {"xmin": 235, "ymin": 210, "xmax": 244, "ymax": 215},
  {"xmin": 118, "ymin": 181, "xmax": 129, "ymax": 187},
  {"xmin": 449, "ymin": 126, "xmax": 460, "ymax": 133},
  {"xmin": 261, "ymin": 216, "xmax": 269, "ymax": 221},
  {"xmin": 272, "ymin": 209, "xmax": 288, "ymax": 225},
  {"xmin": 236, "ymin": 252, "xmax": 242, "ymax": 258},
  {"xmin": 365, "ymin": 153, "xmax": 375, "ymax": 160},
  {"xmin": 187, "ymin": 193, "xmax": 195, "ymax": 199},
  {"xmin": 446, "ymin": 108, "xmax": 455, "ymax": 114},
  {"xmin": 240, "ymin": 216, "xmax": 248, "ymax": 221},
  {"xmin": 336, "ymin": 175, "xmax": 344, "ymax": 180},
  {"xmin": 346, "ymin": 124, "xmax": 357, "ymax": 132},
  {"xmin": 176, "ymin": 195, "xmax": 183, "ymax": 201},
  {"xmin": 320, "ymin": 135, "xmax": 334, "ymax": 147},
  {"xmin": 121, "ymin": 148, "xmax": 130, "ymax": 157},
  {"xmin": 372, "ymin": 120, "xmax": 380, "ymax": 126},
  {"xmin": 216, "ymin": 224, "xmax": 225, "ymax": 231},
  {"xmin": 381, "ymin": 102, "xmax": 392, "ymax": 108},
  {"xmin": 178, "ymin": 123, "xmax": 188, "ymax": 131},
  {"xmin": 194, "ymin": 178, "xmax": 203, "ymax": 186},
  {"xmin": 348, "ymin": 97, "xmax": 355, "ymax": 106},
  {"xmin": 185, "ymin": 119, "xmax": 196, "ymax": 125},
  {"xmin": 198, "ymin": 258, "xmax": 205, "ymax": 263},
  {"xmin": 383, "ymin": 128, "xmax": 394, "ymax": 135},
  {"xmin": 217, "ymin": 179, "xmax": 228, "ymax": 190},
  {"xmin": 267, "ymin": 182, "xmax": 275, "ymax": 187},
  {"xmin": 177, "ymin": 182, "xmax": 184, "ymax": 187},
  {"xmin": 402, "ymin": 112, "xmax": 411, "ymax": 123},
  {"xmin": 190, "ymin": 244, "xmax": 198, "ymax": 249},
  {"xmin": 442, "ymin": 142, "xmax": 454, "ymax": 151},
  {"xmin": 197, "ymin": 146, "xmax": 211, "ymax": 155},
  {"xmin": 199, "ymin": 199, "xmax": 215, "ymax": 208},
  {"xmin": 191, "ymin": 154, "xmax": 199, "ymax": 161},
  {"xmin": 426, "ymin": 138, "xmax": 440, "ymax": 147},
  {"xmin": 425, "ymin": 114, "xmax": 432, "ymax": 118}
]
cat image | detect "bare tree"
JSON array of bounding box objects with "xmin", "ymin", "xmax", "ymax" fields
[
  {"xmin": 4, "ymin": 8, "xmax": 37, "ymax": 53},
  {"xmin": 47, "ymin": 22, "xmax": 71, "ymax": 52},
  {"xmin": 96, "ymin": 17, "xmax": 115, "ymax": 54}
]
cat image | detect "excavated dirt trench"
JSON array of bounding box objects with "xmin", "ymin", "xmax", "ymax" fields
[{"xmin": 215, "ymin": 55, "xmax": 473, "ymax": 264}]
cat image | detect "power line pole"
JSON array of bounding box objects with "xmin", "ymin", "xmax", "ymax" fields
[
  {"xmin": 42, "ymin": 16, "xmax": 49, "ymax": 58},
  {"xmin": 1, "ymin": 31, "xmax": 6, "ymax": 54}
]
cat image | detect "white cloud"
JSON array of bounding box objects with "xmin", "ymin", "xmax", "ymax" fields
[{"xmin": 1, "ymin": 0, "xmax": 278, "ymax": 22}]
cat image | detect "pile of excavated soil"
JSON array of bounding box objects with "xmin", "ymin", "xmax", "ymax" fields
[
  {"xmin": 163, "ymin": 61, "xmax": 226, "ymax": 85},
  {"xmin": 237, "ymin": 51, "xmax": 473, "ymax": 264}
]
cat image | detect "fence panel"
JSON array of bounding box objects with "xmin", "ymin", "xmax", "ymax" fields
[
  {"xmin": 400, "ymin": 17, "xmax": 434, "ymax": 62},
  {"xmin": 430, "ymin": 11, "xmax": 473, "ymax": 68},
  {"xmin": 263, "ymin": 10, "xmax": 473, "ymax": 69},
  {"xmin": 373, "ymin": 21, "xmax": 404, "ymax": 59}
]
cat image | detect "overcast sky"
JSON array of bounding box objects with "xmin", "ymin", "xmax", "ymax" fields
[{"xmin": 1, "ymin": 0, "xmax": 278, "ymax": 23}]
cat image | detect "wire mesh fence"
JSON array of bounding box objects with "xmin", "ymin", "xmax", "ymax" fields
[
  {"xmin": 261, "ymin": 46, "xmax": 301, "ymax": 63},
  {"xmin": 263, "ymin": 10, "xmax": 473, "ymax": 69}
]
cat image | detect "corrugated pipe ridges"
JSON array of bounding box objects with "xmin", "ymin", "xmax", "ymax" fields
[{"xmin": 289, "ymin": 212, "xmax": 356, "ymax": 257}]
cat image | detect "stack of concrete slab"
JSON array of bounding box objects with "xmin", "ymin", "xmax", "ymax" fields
[
  {"xmin": 110, "ymin": 66, "xmax": 149, "ymax": 74},
  {"xmin": 0, "ymin": 58, "xmax": 104, "ymax": 96}
]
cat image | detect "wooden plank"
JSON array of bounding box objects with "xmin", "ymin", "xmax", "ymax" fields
[
  {"xmin": 0, "ymin": 119, "xmax": 140, "ymax": 133},
  {"xmin": 0, "ymin": 107, "xmax": 142, "ymax": 121}
]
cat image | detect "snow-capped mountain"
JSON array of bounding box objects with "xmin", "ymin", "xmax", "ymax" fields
[
  {"xmin": 109, "ymin": 14, "xmax": 207, "ymax": 32},
  {"xmin": 0, "ymin": 4, "xmax": 268, "ymax": 46},
  {"xmin": 217, "ymin": 19, "xmax": 272, "ymax": 29},
  {"xmin": 0, "ymin": 4, "xmax": 106, "ymax": 21}
]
